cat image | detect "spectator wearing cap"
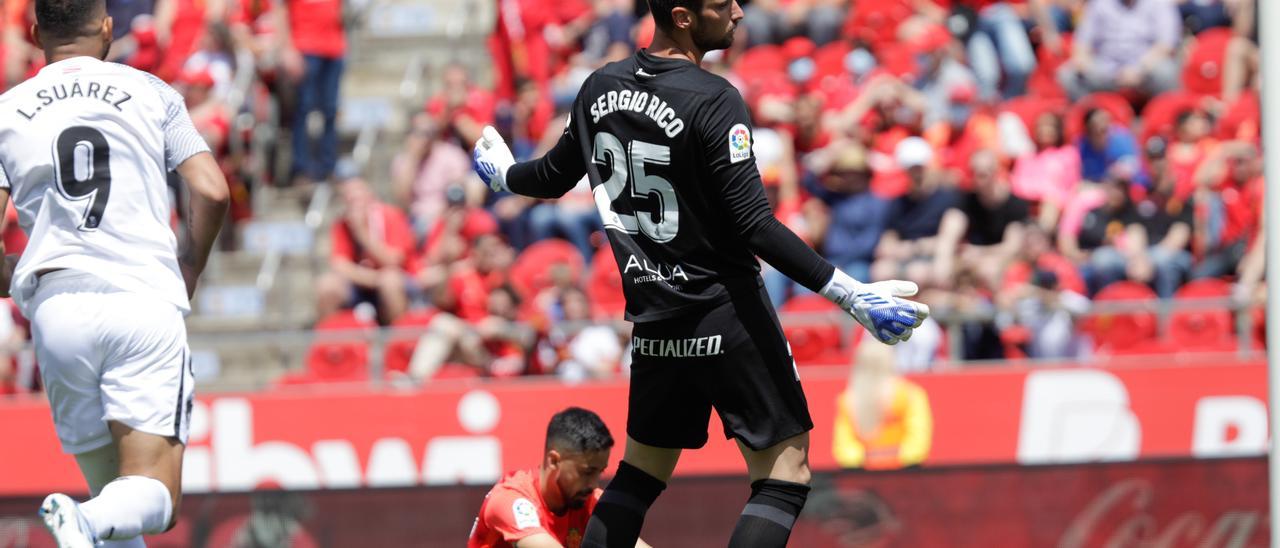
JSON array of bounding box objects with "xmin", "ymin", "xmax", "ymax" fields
[
  {"xmin": 740, "ymin": 0, "xmax": 846, "ymax": 47},
  {"xmin": 178, "ymin": 22, "xmax": 236, "ymax": 103},
  {"xmin": 1056, "ymin": 0, "xmax": 1181, "ymax": 101},
  {"xmin": 279, "ymin": 0, "xmax": 347, "ymax": 185},
  {"xmin": 1078, "ymin": 108, "xmax": 1145, "ymax": 186},
  {"xmin": 315, "ymin": 174, "xmax": 417, "ymax": 325},
  {"xmin": 176, "ymin": 66, "xmax": 229, "ymax": 153},
  {"xmin": 761, "ymin": 137, "xmax": 866, "ymax": 306},
  {"xmin": 803, "ymin": 142, "xmax": 886, "ymax": 285},
  {"xmin": 934, "ymin": 150, "xmax": 1031, "ymax": 289},
  {"xmin": 871, "ymin": 137, "xmax": 959, "ymax": 285},
  {"xmin": 1011, "ymin": 111, "xmax": 1082, "ymax": 229}
]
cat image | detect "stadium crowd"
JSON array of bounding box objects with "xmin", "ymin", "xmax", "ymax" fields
[
  {"xmin": 0, "ymin": 0, "xmax": 1270, "ymax": 393},
  {"xmin": 0, "ymin": 0, "xmax": 347, "ymax": 392}
]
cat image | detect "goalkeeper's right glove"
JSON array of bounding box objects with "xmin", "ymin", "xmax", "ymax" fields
[
  {"xmin": 820, "ymin": 269, "xmax": 930, "ymax": 345},
  {"xmin": 472, "ymin": 125, "xmax": 515, "ymax": 193}
]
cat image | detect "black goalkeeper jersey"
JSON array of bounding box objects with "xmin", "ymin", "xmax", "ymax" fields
[{"xmin": 505, "ymin": 49, "xmax": 833, "ymax": 322}]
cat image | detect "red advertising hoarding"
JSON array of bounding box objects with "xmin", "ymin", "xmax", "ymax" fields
[
  {"xmin": 0, "ymin": 357, "xmax": 1267, "ymax": 496},
  {"xmin": 0, "ymin": 458, "xmax": 1266, "ymax": 547}
]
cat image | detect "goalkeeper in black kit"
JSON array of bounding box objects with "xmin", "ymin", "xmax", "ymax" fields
[{"xmin": 472, "ymin": 0, "xmax": 929, "ymax": 545}]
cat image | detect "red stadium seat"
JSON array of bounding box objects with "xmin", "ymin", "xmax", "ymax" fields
[
  {"xmin": 876, "ymin": 43, "xmax": 923, "ymax": 81},
  {"xmin": 1000, "ymin": 96, "xmax": 1068, "ymax": 135},
  {"xmin": 587, "ymin": 247, "xmax": 626, "ymax": 319},
  {"xmin": 1139, "ymin": 91, "xmax": 1205, "ymax": 145},
  {"xmin": 433, "ymin": 363, "xmax": 482, "ymax": 381},
  {"xmin": 810, "ymin": 41, "xmax": 853, "ymax": 84},
  {"xmin": 844, "ymin": 0, "xmax": 914, "ymax": 48},
  {"xmin": 1168, "ymin": 278, "xmax": 1235, "ymax": 349},
  {"xmin": 780, "ymin": 295, "xmax": 846, "ymax": 365},
  {"xmin": 1081, "ymin": 281, "xmax": 1158, "ymax": 353},
  {"xmin": 1066, "ymin": 92, "xmax": 1135, "ymax": 139},
  {"xmin": 383, "ymin": 309, "xmax": 440, "ymax": 377},
  {"xmin": 1182, "ymin": 28, "xmax": 1233, "ymax": 96},
  {"xmin": 300, "ymin": 310, "xmax": 376, "ymax": 383},
  {"xmin": 733, "ymin": 45, "xmax": 788, "ymax": 81},
  {"xmin": 509, "ymin": 239, "xmax": 585, "ymax": 300}
]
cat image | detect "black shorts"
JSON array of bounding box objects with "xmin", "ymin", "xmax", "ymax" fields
[{"xmin": 627, "ymin": 285, "xmax": 814, "ymax": 451}]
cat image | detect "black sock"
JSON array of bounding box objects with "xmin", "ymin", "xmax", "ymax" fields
[
  {"xmin": 727, "ymin": 479, "xmax": 811, "ymax": 548},
  {"xmin": 582, "ymin": 461, "xmax": 667, "ymax": 548}
]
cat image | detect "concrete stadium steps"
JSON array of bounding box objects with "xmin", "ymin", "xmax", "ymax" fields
[
  {"xmin": 186, "ymin": 0, "xmax": 497, "ymax": 387},
  {"xmin": 190, "ymin": 334, "xmax": 309, "ymax": 391}
]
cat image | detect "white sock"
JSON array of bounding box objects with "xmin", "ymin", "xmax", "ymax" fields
[
  {"xmin": 79, "ymin": 476, "xmax": 172, "ymax": 540},
  {"xmin": 102, "ymin": 539, "xmax": 147, "ymax": 548}
]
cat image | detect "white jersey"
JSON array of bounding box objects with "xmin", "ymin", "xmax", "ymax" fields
[{"xmin": 0, "ymin": 56, "xmax": 210, "ymax": 316}]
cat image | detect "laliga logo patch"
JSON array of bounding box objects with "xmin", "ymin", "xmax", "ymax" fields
[
  {"xmin": 513, "ymin": 498, "xmax": 540, "ymax": 529},
  {"xmin": 728, "ymin": 123, "xmax": 751, "ymax": 163}
]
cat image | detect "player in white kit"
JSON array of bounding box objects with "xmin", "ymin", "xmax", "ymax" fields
[{"xmin": 0, "ymin": 1, "xmax": 229, "ymax": 546}]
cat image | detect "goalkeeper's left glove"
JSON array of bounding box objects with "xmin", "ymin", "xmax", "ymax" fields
[
  {"xmin": 472, "ymin": 125, "xmax": 515, "ymax": 193},
  {"xmin": 820, "ymin": 269, "xmax": 930, "ymax": 345}
]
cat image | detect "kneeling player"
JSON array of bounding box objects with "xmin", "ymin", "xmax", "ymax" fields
[{"xmin": 469, "ymin": 408, "xmax": 651, "ymax": 548}]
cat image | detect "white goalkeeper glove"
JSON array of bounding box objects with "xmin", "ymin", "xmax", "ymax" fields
[
  {"xmin": 820, "ymin": 269, "xmax": 930, "ymax": 345},
  {"xmin": 472, "ymin": 125, "xmax": 515, "ymax": 193}
]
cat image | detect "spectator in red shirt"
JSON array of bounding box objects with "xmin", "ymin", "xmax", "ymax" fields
[
  {"xmin": 1191, "ymin": 141, "xmax": 1262, "ymax": 280},
  {"xmin": 315, "ymin": 175, "xmax": 416, "ymax": 325},
  {"xmin": 153, "ymin": 0, "xmax": 214, "ymax": 82},
  {"xmin": 469, "ymin": 407, "xmax": 650, "ymax": 548},
  {"xmin": 279, "ymin": 0, "xmax": 345, "ymax": 185},
  {"xmin": 424, "ymin": 63, "xmax": 496, "ymax": 149}
]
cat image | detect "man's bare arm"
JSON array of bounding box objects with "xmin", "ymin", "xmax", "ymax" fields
[{"xmin": 175, "ymin": 152, "xmax": 230, "ymax": 298}]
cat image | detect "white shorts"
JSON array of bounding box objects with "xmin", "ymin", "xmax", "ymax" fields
[{"xmin": 32, "ymin": 270, "xmax": 193, "ymax": 454}]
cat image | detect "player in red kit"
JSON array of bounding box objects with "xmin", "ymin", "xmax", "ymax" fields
[{"xmin": 469, "ymin": 408, "xmax": 650, "ymax": 548}]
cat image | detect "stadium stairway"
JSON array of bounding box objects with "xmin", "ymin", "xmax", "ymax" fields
[{"xmin": 185, "ymin": 0, "xmax": 495, "ymax": 391}]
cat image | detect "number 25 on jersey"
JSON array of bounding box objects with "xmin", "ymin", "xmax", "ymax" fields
[{"xmin": 591, "ymin": 131, "xmax": 679, "ymax": 243}]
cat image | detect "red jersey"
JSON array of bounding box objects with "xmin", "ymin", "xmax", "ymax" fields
[
  {"xmin": 468, "ymin": 470, "xmax": 599, "ymax": 548},
  {"xmin": 330, "ymin": 203, "xmax": 418, "ymax": 272},
  {"xmin": 286, "ymin": 0, "xmax": 345, "ymax": 58}
]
